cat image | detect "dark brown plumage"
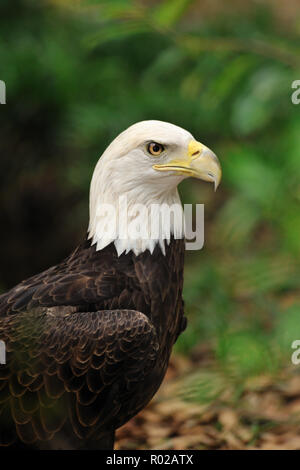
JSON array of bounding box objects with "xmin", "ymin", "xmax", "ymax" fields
[
  {"xmin": 0, "ymin": 119, "xmax": 222, "ymax": 449},
  {"xmin": 0, "ymin": 238, "xmax": 186, "ymax": 449}
]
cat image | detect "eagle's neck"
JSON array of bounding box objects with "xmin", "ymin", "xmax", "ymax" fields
[{"xmin": 88, "ymin": 181, "xmax": 184, "ymax": 257}]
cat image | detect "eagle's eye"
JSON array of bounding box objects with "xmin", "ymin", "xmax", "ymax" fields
[{"xmin": 147, "ymin": 142, "xmax": 164, "ymax": 156}]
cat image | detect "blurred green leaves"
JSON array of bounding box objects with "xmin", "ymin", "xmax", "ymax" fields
[
  {"xmin": 178, "ymin": 370, "xmax": 226, "ymax": 404},
  {"xmin": 217, "ymin": 330, "xmax": 275, "ymax": 378},
  {"xmin": 152, "ymin": 0, "xmax": 195, "ymax": 28},
  {"xmin": 231, "ymin": 66, "xmax": 291, "ymax": 135},
  {"xmin": 274, "ymin": 305, "xmax": 300, "ymax": 360}
]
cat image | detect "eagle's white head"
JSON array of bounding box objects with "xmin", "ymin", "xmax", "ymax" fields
[{"xmin": 88, "ymin": 120, "xmax": 221, "ymax": 256}]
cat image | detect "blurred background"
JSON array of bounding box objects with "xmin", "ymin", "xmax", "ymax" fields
[{"xmin": 1, "ymin": 0, "xmax": 300, "ymax": 449}]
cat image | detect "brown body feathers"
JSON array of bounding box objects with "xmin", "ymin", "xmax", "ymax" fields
[{"xmin": 0, "ymin": 238, "xmax": 186, "ymax": 449}]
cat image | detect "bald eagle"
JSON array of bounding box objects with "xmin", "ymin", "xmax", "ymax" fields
[{"xmin": 0, "ymin": 121, "xmax": 221, "ymax": 449}]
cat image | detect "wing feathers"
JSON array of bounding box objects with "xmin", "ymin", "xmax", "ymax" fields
[{"xmin": 0, "ymin": 309, "xmax": 158, "ymax": 446}]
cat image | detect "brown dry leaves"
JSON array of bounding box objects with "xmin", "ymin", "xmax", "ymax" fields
[{"xmin": 115, "ymin": 355, "xmax": 300, "ymax": 450}]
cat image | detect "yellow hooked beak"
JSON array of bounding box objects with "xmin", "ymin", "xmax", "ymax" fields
[{"xmin": 153, "ymin": 140, "xmax": 222, "ymax": 190}]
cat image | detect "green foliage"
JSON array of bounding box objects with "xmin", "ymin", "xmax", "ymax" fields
[
  {"xmin": 216, "ymin": 330, "xmax": 275, "ymax": 378},
  {"xmin": 152, "ymin": 0, "xmax": 195, "ymax": 28},
  {"xmin": 177, "ymin": 370, "xmax": 226, "ymax": 404},
  {"xmin": 274, "ymin": 305, "xmax": 300, "ymax": 360}
]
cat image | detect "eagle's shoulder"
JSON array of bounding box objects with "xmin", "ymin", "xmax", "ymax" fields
[
  {"xmin": 0, "ymin": 238, "xmax": 184, "ymax": 317},
  {"xmin": 0, "ymin": 240, "xmax": 121, "ymax": 316}
]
